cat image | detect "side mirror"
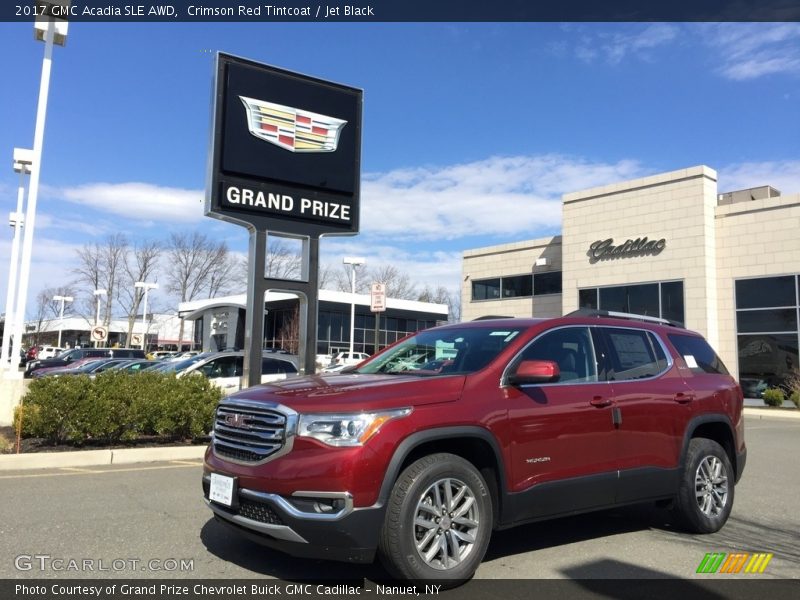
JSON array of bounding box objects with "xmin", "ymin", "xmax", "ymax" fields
[{"xmin": 508, "ymin": 360, "xmax": 560, "ymax": 385}]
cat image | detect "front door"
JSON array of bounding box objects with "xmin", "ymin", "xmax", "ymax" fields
[{"xmin": 506, "ymin": 326, "xmax": 617, "ymax": 519}]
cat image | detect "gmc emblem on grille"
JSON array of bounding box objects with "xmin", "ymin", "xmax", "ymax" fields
[{"xmin": 224, "ymin": 413, "xmax": 249, "ymax": 428}]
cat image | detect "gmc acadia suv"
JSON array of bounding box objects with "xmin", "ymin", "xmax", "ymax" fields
[{"xmin": 202, "ymin": 312, "xmax": 746, "ymax": 583}]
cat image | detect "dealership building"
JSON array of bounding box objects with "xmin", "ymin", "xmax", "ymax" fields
[
  {"xmin": 462, "ymin": 165, "xmax": 800, "ymax": 393},
  {"xmin": 179, "ymin": 289, "xmax": 448, "ymax": 357}
]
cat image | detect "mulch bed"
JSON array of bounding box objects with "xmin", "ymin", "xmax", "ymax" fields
[{"xmin": 0, "ymin": 425, "xmax": 209, "ymax": 454}]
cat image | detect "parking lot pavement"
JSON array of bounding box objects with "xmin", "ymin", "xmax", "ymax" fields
[{"xmin": 0, "ymin": 416, "xmax": 797, "ymax": 581}]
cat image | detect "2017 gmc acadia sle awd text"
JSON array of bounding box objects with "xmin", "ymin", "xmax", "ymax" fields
[{"xmin": 202, "ymin": 311, "xmax": 746, "ymax": 584}]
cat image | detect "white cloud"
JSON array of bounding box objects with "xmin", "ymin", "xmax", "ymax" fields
[
  {"xmin": 699, "ymin": 23, "xmax": 800, "ymax": 80},
  {"xmin": 360, "ymin": 154, "xmax": 646, "ymax": 241},
  {"xmin": 47, "ymin": 182, "xmax": 205, "ymax": 224},
  {"xmin": 718, "ymin": 160, "xmax": 800, "ymax": 195},
  {"xmin": 572, "ymin": 24, "xmax": 679, "ymax": 65}
]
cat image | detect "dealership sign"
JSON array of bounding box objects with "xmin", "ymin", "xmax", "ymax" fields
[
  {"xmin": 589, "ymin": 236, "xmax": 666, "ymax": 262},
  {"xmin": 206, "ymin": 53, "xmax": 363, "ymax": 237}
]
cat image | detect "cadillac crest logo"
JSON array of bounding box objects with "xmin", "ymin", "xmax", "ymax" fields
[{"xmin": 239, "ymin": 96, "xmax": 347, "ymax": 153}]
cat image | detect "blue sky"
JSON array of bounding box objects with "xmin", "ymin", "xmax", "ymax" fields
[{"xmin": 1, "ymin": 22, "xmax": 799, "ymax": 317}]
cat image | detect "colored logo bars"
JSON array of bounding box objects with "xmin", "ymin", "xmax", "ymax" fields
[
  {"xmin": 696, "ymin": 552, "xmax": 773, "ymax": 574},
  {"xmin": 239, "ymin": 96, "xmax": 347, "ymax": 153}
]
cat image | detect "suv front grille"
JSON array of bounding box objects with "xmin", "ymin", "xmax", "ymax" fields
[{"xmin": 213, "ymin": 402, "xmax": 287, "ymax": 464}]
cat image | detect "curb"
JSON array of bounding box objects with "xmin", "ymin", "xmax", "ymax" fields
[
  {"xmin": 0, "ymin": 445, "xmax": 207, "ymax": 472},
  {"xmin": 743, "ymin": 407, "xmax": 800, "ymax": 421}
]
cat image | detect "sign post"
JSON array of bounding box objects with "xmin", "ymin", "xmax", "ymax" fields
[
  {"xmin": 370, "ymin": 282, "xmax": 386, "ymax": 353},
  {"xmin": 206, "ymin": 53, "xmax": 362, "ymax": 385}
]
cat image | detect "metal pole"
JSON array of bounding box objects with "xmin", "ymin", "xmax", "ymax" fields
[
  {"xmin": 94, "ymin": 295, "xmax": 100, "ymax": 347},
  {"xmin": 140, "ymin": 287, "xmax": 148, "ymax": 350},
  {"xmin": 0, "ymin": 168, "xmax": 28, "ymax": 371},
  {"xmin": 57, "ymin": 297, "xmax": 65, "ymax": 347},
  {"xmin": 10, "ymin": 20, "xmax": 56, "ymax": 374},
  {"xmin": 349, "ymin": 265, "xmax": 356, "ymax": 356},
  {"xmin": 373, "ymin": 311, "xmax": 379, "ymax": 354}
]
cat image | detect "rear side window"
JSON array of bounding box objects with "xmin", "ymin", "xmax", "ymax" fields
[
  {"xmin": 262, "ymin": 358, "xmax": 298, "ymax": 374},
  {"xmin": 603, "ymin": 328, "xmax": 669, "ymax": 380},
  {"xmin": 668, "ymin": 334, "xmax": 729, "ymax": 375}
]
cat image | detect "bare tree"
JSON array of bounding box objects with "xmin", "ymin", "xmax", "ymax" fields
[
  {"xmin": 118, "ymin": 240, "xmax": 161, "ymax": 343},
  {"xmin": 418, "ymin": 285, "xmax": 460, "ymax": 322},
  {"xmin": 369, "ymin": 265, "xmax": 417, "ymax": 300},
  {"xmin": 330, "ymin": 264, "xmax": 370, "ymax": 294},
  {"xmin": 73, "ymin": 234, "xmax": 128, "ymax": 327},
  {"xmin": 276, "ymin": 307, "xmax": 300, "ymax": 354},
  {"xmin": 31, "ymin": 285, "xmax": 76, "ymax": 346},
  {"xmin": 265, "ymin": 238, "xmax": 302, "ymax": 280},
  {"xmin": 166, "ymin": 232, "xmax": 236, "ymax": 346}
]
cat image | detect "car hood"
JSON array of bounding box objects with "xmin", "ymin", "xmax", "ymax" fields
[{"xmin": 227, "ymin": 373, "xmax": 466, "ymax": 412}]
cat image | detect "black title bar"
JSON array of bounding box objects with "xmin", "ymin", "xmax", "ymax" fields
[{"xmin": 5, "ymin": 0, "xmax": 800, "ymax": 22}]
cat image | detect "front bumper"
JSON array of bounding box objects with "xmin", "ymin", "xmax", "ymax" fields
[{"xmin": 202, "ymin": 475, "xmax": 385, "ymax": 563}]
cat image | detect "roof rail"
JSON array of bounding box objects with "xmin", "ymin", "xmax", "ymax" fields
[
  {"xmin": 473, "ymin": 315, "xmax": 514, "ymax": 321},
  {"xmin": 565, "ymin": 308, "xmax": 685, "ymax": 328}
]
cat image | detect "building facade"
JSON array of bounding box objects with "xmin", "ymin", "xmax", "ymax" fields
[
  {"xmin": 462, "ymin": 165, "xmax": 800, "ymax": 395},
  {"xmin": 179, "ymin": 289, "xmax": 448, "ymax": 356}
]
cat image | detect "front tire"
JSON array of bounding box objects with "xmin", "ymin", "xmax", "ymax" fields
[
  {"xmin": 378, "ymin": 453, "xmax": 493, "ymax": 585},
  {"xmin": 673, "ymin": 438, "xmax": 734, "ymax": 533}
]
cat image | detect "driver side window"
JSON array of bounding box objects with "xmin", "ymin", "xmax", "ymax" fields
[{"xmin": 519, "ymin": 327, "xmax": 598, "ymax": 383}]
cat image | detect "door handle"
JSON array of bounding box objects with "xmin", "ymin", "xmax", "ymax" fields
[
  {"xmin": 590, "ymin": 396, "xmax": 613, "ymax": 408},
  {"xmin": 673, "ymin": 392, "xmax": 694, "ymax": 404}
]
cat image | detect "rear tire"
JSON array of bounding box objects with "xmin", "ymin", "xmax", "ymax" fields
[
  {"xmin": 673, "ymin": 438, "xmax": 734, "ymax": 533},
  {"xmin": 378, "ymin": 453, "xmax": 493, "ymax": 586}
]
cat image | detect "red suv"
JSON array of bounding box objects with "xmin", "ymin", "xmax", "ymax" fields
[{"xmin": 203, "ymin": 312, "xmax": 746, "ymax": 583}]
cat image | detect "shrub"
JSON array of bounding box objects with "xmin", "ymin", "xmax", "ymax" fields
[
  {"xmin": 762, "ymin": 387, "xmax": 785, "ymax": 407},
  {"xmin": 20, "ymin": 371, "xmax": 223, "ymax": 445},
  {"xmin": 790, "ymin": 391, "xmax": 800, "ymax": 409}
]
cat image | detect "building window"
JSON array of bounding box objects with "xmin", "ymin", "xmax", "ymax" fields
[
  {"xmin": 472, "ymin": 278, "xmax": 501, "ymax": 301},
  {"xmin": 534, "ymin": 271, "xmax": 562, "ymax": 296},
  {"xmin": 503, "ymin": 275, "xmax": 533, "ymax": 298},
  {"xmin": 578, "ymin": 281, "xmax": 684, "ymax": 323},
  {"xmin": 735, "ymin": 275, "xmax": 800, "ymax": 393},
  {"xmin": 471, "ymin": 272, "xmax": 562, "ymax": 301}
]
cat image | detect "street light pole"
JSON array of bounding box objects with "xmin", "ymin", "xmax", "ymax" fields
[
  {"xmin": 9, "ymin": 4, "xmax": 69, "ymax": 377},
  {"xmin": 0, "ymin": 149, "xmax": 33, "ymax": 372},
  {"xmin": 342, "ymin": 256, "xmax": 366, "ymax": 357},
  {"xmin": 134, "ymin": 282, "xmax": 157, "ymax": 350},
  {"xmin": 93, "ymin": 289, "xmax": 106, "ymax": 347},
  {"xmin": 53, "ymin": 295, "xmax": 72, "ymax": 348}
]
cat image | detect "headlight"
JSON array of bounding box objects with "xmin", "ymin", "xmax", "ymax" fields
[{"xmin": 297, "ymin": 408, "xmax": 412, "ymax": 447}]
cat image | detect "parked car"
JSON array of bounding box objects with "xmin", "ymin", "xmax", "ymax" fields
[
  {"xmin": 179, "ymin": 351, "xmax": 299, "ymax": 394},
  {"xmin": 329, "ymin": 351, "xmax": 369, "ymax": 367},
  {"xmin": 109, "ymin": 359, "xmax": 161, "ymax": 373},
  {"xmin": 203, "ymin": 311, "xmax": 746, "ymax": 584},
  {"xmin": 39, "ymin": 358, "xmax": 132, "ymax": 378},
  {"xmin": 31, "ymin": 357, "xmax": 106, "ymax": 378},
  {"xmin": 38, "ymin": 346, "xmax": 65, "ymax": 360},
  {"xmin": 25, "ymin": 347, "xmax": 146, "ymax": 378},
  {"xmin": 21, "ymin": 345, "xmax": 63, "ymax": 364}
]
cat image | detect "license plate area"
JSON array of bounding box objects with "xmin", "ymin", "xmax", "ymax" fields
[{"xmin": 209, "ymin": 473, "xmax": 238, "ymax": 508}]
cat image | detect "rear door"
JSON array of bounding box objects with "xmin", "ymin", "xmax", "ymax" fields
[{"xmin": 599, "ymin": 326, "xmax": 692, "ymax": 502}]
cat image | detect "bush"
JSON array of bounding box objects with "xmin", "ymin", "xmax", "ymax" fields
[
  {"xmin": 790, "ymin": 391, "xmax": 800, "ymax": 409},
  {"xmin": 21, "ymin": 372, "xmax": 223, "ymax": 445},
  {"xmin": 762, "ymin": 387, "xmax": 785, "ymax": 407}
]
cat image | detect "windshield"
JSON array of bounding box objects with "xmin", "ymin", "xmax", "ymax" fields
[{"xmin": 357, "ymin": 326, "xmax": 523, "ymax": 376}]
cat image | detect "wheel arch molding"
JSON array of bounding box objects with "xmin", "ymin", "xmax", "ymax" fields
[
  {"xmin": 679, "ymin": 414, "xmax": 740, "ymax": 479},
  {"xmin": 376, "ymin": 426, "xmax": 508, "ymax": 509}
]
